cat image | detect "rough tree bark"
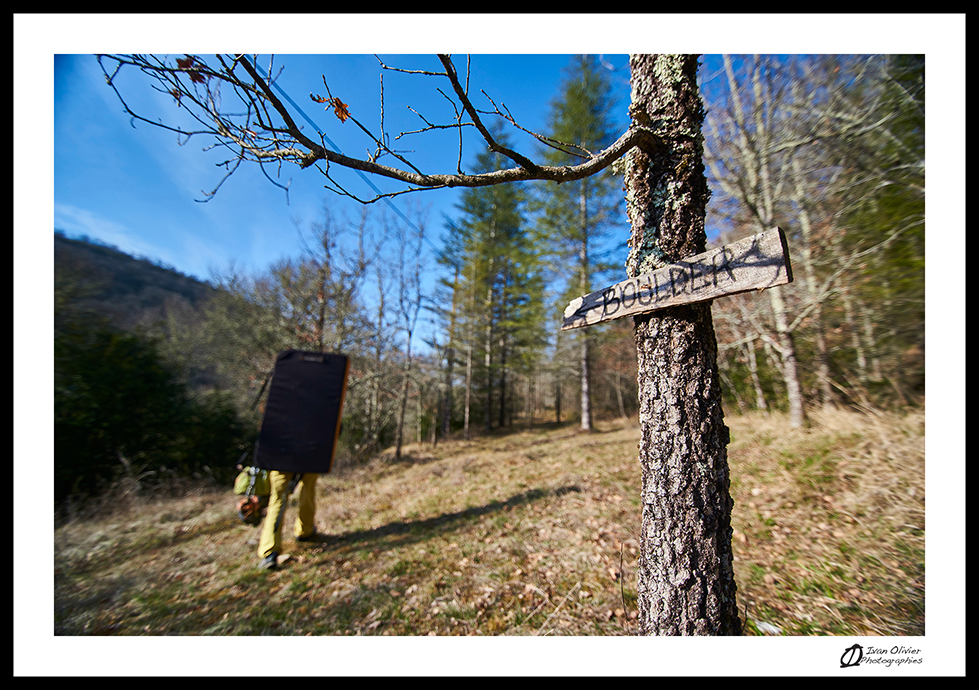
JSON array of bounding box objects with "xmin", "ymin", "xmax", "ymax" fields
[{"xmin": 625, "ymin": 54, "xmax": 742, "ymax": 635}]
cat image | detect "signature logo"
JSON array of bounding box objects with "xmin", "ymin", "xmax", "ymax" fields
[
  {"xmin": 840, "ymin": 643, "xmax": 923, "ymax": 669},
  {"xmin": 840, "ymin": 644, "xmax": 863, "ymax": 668}
]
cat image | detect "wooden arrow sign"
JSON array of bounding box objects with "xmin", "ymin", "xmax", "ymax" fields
[{"xmin": 562, "ymin": 227, "xmax": 793, "ymax": 330}]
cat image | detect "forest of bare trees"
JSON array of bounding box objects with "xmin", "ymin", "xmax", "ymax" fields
[{"xmin": 703, "ymin": 54, "xmax": 924, "ymax": 423}]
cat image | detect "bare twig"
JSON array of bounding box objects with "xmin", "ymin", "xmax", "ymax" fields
[
  {"xmin": 535, "ymin": 582, "xmax": 581, "ymax": 635},
  {"xmin": 97, "ymin": 53, "xmax": 659, "ymax": 204}
]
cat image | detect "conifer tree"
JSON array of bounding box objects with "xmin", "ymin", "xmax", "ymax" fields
[
  {"xmin": 446, "ymin": 128, "xmax": 545, "ymax": 431},
  {"xmin": 537, "ymin": 55, "xmax": 623, "ymax": 431}
]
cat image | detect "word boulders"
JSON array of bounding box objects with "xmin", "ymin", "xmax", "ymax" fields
[{"xmin": 562, "ymin": 228, "xmax": 792, "ymax": 330}]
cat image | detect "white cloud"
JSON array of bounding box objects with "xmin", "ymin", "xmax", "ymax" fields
[
  {"xmin": 54, "ymin": 202, "xmax": 255, "ymax": 282},
  {"xmin": 55, "ymin": 203, "xmax": 161, "ymax": 257}
]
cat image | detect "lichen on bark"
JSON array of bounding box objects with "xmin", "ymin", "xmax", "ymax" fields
[{"xmin": 626, "ymin": 54, "xmax": 741, "ymax": 636}]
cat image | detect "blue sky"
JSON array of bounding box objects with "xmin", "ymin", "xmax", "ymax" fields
[
  {"xmin": 51, "ymin": 50, "xmax": 642, "ymax": 355},
  {"xmin": 40, "ymin": 16, "xmax": 966, "ymax": 299},
  {"xmin": 18, "ymin": 13, "xmax": 968, "ymax": 677},
  {"xmin": 52, "ymin": 51, "xmax": 636, "ymax": 284}
]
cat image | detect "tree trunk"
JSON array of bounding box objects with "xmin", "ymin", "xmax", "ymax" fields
[
  {"xmin": 369, "ymin": 262, "xmax": 386, "ymax": 456},
  {"xmin": 442, "ymin": 267, "xmax": 460, "ymax": 439},
  {"xmin": 625, "ymin": 54, "xmax": 742, "ymax": 635},
  {"xmin": 395, "ymin": 362, "xmax": 410, "ymax": 461},
  {"xmin": 580, "ymin": 338, "xmax": 592, "ymax": 431},
  {"xmin": 709, "ymin": 54, "xmax": 808, "ymax": 429},
  {"xmin": 499, "ymin": 338, "xmax": 508, "ymax": 428},
  {"xmin": 554, "ymin": 375, "xmax": 562, "ymax": 423},
  {"xmin": 861, "ymin": 301, "xmax": 883, "ymax": 382},
  {"xmin": 615, "ymin": 370, "xmax": 627, "ymax": 419},
  {"xmin": 769, "ymin": 285, "xmax": 807, "ymax": 428},
  {"xmin": 579, "ymin": 188, "xmax": 593, "ymax": 432},
  {"xmin": 464, "ymin": 337, "xmax": 473, "ymax": 440},
  {"xmin": 464, "ymin": 263, "xmax": 475, "ymax": 440},
  {"xmin": 746, "ymin": 339, "xmax": 768, "ymax": 413},
  {"xmin": 790, "ymin": 158, "xmax": 834, "ymax": 409},
  {"xmin": 484, "ymin": 301, "xmax": 493, "ymax": 433}
]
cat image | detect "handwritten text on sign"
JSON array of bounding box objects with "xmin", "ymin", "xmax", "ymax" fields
[{"xmin": 562, "ymin": 228, "xmax": 793, "ymax": 330}]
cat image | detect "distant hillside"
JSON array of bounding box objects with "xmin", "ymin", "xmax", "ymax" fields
[{"xmin": 54, "ymin": 231, "xmax": 217, "ymax": 331}]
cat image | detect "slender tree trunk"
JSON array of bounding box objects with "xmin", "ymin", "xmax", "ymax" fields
[
  {"xmin": 580, "ymin": 339, "xmax": 592, "ymax": 431},
  {"xmin": 442, "ymin": 267, "xmax": 460, "ymax": 439},
  {"xmin": 441, "ymin": 345, "xmax": 453, "ymax": 441},
  {"xmin": 484, "ymin": 218, "xmax": 497, "ymax": 434},
  {"xmin": 415, "ymin": 387, "xmax": 422, "ymax": 444},
  {"xmin": 484, "ymin": 297, "xmax": 493, "ymax": 433},
  {"xmin": 625, "ymin": 54, "xmax": 742, "ymax": 636},
  {"xmin": 369, "ymin": 262, "xmax": 386, "ymax": 455},
  {"xmin": 463, "ymin": 265, "xmax": 475, "ymax": 440},
  {"xmin": 579, "ymin": 189, "xmax": 593, "ymax": 432},
  {"xmin": 791, "ymin": 159, "xmax": 833, "ymax": 408},
  {"xmin": 528, "ymin": 371, "xmax": 536, "ymax": 428},
  {"xmin": 841, "ymin": 284, "xmax": 865, "ymax": 383},
  {"xmin": 498, "ymin": 272, "xmax": 509, "ymax": 428},
  {"xmin": 861, "ymin": 302, "xmax": 883, "ymax": 382},
  {"xmin": 553, "ymin": 330, "xmax": 562, "ymax": 423},
  {"xmin": 712, "ymin": 54, "xmax": 808, "ymax": 429},
  {"xmin": 464, "ymin": 338, "xmax": 473, "ymax": 440},
  {"xmin": 555, "ymin": 375, "xmax": 562, "ymax": 423},
  {"xmin": 615, "ymin": 371, "xmax": 627, "ymax": 419},
  {"xmin": 746, "ymin": 339, "xmax": 768, "ymax": 413},
  {"xmin": 395, "ymin": 357, "xmax": 411, "ymax": 460},
  {"xmin": 315, "ymin": 269, "xmax": 327, "ymax": 353},
  {"xmin": 499, "ymin": 339, "xmax": 508, "ymax": 428},
  {"xmin": 769, "ymin": 285, "xmax": 807, "ymax": 428},
  {"xmin": 394, "ymin": 222, "xmax": 424, "ymax": 460}
]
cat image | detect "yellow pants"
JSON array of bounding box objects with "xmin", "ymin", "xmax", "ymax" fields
[{"xmin": 258, "ymin": 471, "xmax": 318, "ymax": 559}]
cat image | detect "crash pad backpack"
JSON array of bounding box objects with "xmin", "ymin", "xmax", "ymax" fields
[
  {"xmin": 233, "ymin": 350, "xmax": 350, "ymax": 526},
  {"xmin": 233, "ymin": 463, "xmax": 270, "ymax": 526}
]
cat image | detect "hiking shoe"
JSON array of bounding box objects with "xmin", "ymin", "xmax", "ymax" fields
[
  {"xmin": 296, "ymin": 530, "xmax": 317, "ymax": 542},
  {"xmin": 260, "ymin": 552, "xmax": 278, "ymax": 570}
]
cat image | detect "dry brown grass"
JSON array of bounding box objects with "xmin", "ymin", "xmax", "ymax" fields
[
  {"xmin": 726, "ymin": 406, "xmax": 925, "ymax": 636},
  {"xmin": 54, "ymin": 406, "xmax": 924, "ymax": 637}
]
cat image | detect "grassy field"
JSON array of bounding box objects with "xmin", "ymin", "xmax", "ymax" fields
[{"xmin": 54, "ymin": 406, "xmax": 924, "ymax": 638}]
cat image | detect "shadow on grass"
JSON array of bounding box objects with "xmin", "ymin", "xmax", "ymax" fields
[{"xmin": 303, "ymin": 485, "xmax": 582, "ymax": 554}]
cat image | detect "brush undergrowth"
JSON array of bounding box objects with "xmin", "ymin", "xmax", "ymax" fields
[{"xmin": 54, "ymin": 406, "xmax": 924, "ymax": 637}]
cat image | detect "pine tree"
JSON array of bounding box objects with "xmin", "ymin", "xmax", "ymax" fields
[
  {"xmin": 444, "ymin": 128, "xmax": 545, "ymax": 432},
  {"xmin": 434, "ymin": 218, "xmax": 466, "ymax": 438},
  {"xmin": 537, "ymin": 55, "xmax": 623, "ymax": 431}
]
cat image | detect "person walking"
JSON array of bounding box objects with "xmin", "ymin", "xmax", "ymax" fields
[
  {"xmin": 252, "ymin": 349, "xmax": 349, "ymax": 571},
  {"xmin": 258, "ymin": 471, "xmax": 318, "ymax": 570}
]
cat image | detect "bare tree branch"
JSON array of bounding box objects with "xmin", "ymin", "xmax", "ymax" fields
[{"xmin": 97, "ymin": 53, "xmax": 660, "ymax": 204}]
